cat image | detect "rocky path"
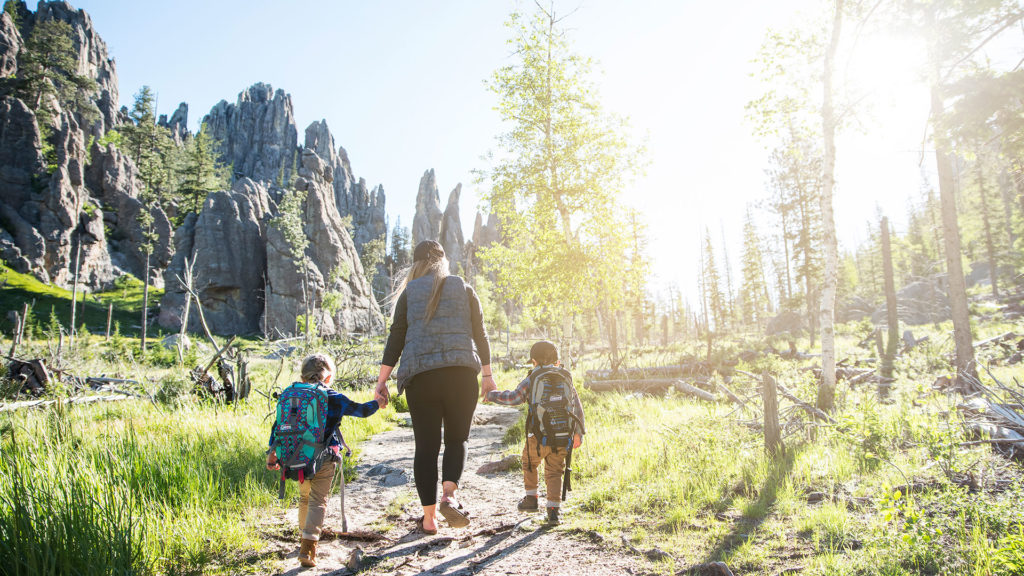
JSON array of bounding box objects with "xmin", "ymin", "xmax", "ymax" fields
[{"xmin": 265, "ymin": 403, "xmax": 642, "ymax": 576}]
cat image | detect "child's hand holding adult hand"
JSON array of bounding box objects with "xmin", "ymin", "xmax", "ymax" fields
[
  {"xmin": 374, "ymin": 380, "xmax": 390, "ymax": 408},
  {"xmin": 572, "ymin": 434, "xmax": 582, "ymax": 449},
  {"xmin": 480, "ymin": 374, "xmax": 497, "ymax": 400}
]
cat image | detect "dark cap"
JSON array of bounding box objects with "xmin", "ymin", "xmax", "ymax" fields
[
  {"xmin": 413, "ymin": 240, "xmax": 445, "ymax": 263},
  {"xmin": 530, "ymin": 340, "xmax": 558, "ymax": 365}
]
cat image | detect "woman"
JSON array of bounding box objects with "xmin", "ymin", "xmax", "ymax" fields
[{"xmin": 374, "ymin": 240, "xmax": 497, "ymax": 534}]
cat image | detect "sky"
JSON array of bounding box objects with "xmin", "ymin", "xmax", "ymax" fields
[{"xmin": 31, "ymin": 0, "xmax": 982, "ymax": 304}]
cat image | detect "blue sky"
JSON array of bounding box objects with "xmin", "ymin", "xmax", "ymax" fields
[{"xmin": 36, "ymin": 0, "xmax": 964, "ymax": 304}]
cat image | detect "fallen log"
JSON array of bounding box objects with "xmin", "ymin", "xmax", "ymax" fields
[
  {"xmin": 0, "ymin": 394, "xmax": 134, "ymax": 412},
  {"xmin": 585, "ymin": 362, "xmax": 707, "ymax": 381},
  {"xmin": 975, "ymin": 331, "xmax": 1019, "ymax": 349},
  {"xmin": 775, "ymin": 381, "xmax": 835, "ymax": 424},
  {"xmin": 674, "ymin": 380, "xmax": 717, "ymax": 402},
  {"xmin": 717, "ymin": 380, "xmax": 749, "ymax": 410},
  {"xmin": 585, "ymin": 378, "xmax": 717, "ymax": 402},
  {"xmin": 585, "ymin": 378, "xmax": 676, "ymax": 393}
]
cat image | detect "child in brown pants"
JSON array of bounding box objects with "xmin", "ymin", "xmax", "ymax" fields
[
  {"xmin": 266, "ymin": 354, "xmax": 386, "ymax": 567},
  {"xmin": 484, "ymin": 341, "xmax": 585, "ymax": 524}
]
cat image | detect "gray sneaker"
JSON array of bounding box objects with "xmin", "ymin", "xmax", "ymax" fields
[{"xmin": 517, "ymin": 495, "xmax": 539, "ymax": 512}]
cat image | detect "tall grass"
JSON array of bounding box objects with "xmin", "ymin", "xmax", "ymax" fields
[{"xmin": 0, "ymin": 390, "xmax": 393, "ymax": 576}]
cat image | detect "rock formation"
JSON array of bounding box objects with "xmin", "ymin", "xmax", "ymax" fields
[
  {"xmin": 32, "ymin": 0, "xmax": 120, "ymax": 134},
  {"xmin": 158, "ymin": 102, "xmax": 188, "ymax": 142},
  {"xmin": 303, "ymin": 119, "xmax": 387, "ymax": 250},
  {"xmin": 412, "ymin": 169, "xmax": 443, "ymax": 247},
  {"xmin": 159, "ymin": 156, "xmax": 384, "ymax": 337},
  {"xmin": 264, "ymin": 149, "xmax": 383, "ymax": 336},
  {"xmin": 158, "ymin": 178, "xmax": 271, "ymax": 335},
  {"xmin": 85, "ymin": 143, "xmax": 173, "ymax": 286},
  {"xmin": 464, "ymin": 210, "xmax": 500, "ymax": 277},
  {"xmin": 0, "ymin": 0, "xmax": 171, "ymax": 291},
  {"xmin": 411, "ymin": 170, "xmax": 492, "ymax": 276},
  {"xmin": 204, "ymin": 83, "xmax": 299, "ymax": 186},
  {"xmin": 439, "ymin": 184, "xmax": 465, "ymax": 273},
  {"xmin": 0, "ymin": 12, "xmax": 21, "ymax": 78}
]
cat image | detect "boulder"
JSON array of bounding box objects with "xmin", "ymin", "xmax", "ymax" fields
[
  {"xmin": 837, "ymin": 295, "xmax": 875, "ymax": 323},
  {"xmin": 766, "ymin": 310, "xmax": 803, "ymax": 336},
  {"xmin": 871, "ymin": 276, "xmax": 950, "ymax": 326}
]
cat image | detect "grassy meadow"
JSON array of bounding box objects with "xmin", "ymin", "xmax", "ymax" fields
[
  {"xmin": 1, "ymin": 260, "xmax": 1023, "ymax": 575},
  {"xmin": 0, "ymin": 336, "xmax": 396, "ymax": 576}
]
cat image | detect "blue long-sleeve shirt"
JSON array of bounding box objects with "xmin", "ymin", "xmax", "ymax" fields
[{"xmin": 268, "ymin": 385, "xmax": 379, "ymax": 450}]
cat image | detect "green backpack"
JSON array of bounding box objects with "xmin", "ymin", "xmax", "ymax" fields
[{"xmin": 272, "ymin": 382, "xmax": 329, "ymax": 498}]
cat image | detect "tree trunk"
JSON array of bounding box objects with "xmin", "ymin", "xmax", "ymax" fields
[
  {"xmin": 816, "ymin": 0, "xmax": 843, "ymax": 412},
  {"xmin": 880, "ymin": 216, "xmax": 899, "ymax": 398},
  {"xmin": 927, "ymin": 8, "xmax": 977, "ymax": 387},
  {"xmin": 999, "ymin": 168, "xmax": 1016, "ymax": 254},
  {"xmin": 69, "ymin": 234, "xmax": 82, "ymax": 348},
  {"xmin": 141, "ymin": 251, "xmax": 150, "ymax": 354},
  {"xmin": 762, "ymin": 373, "xmax": 782, "ymax": 456},
  {"xmin": 975, "ymin": 158, "xmax": 999, "ymax": 297}
]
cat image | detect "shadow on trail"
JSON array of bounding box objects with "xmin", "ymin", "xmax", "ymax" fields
[
  {"xmin": 355, "ymin": 522, "xmax": 552, "ymax": 576},
  {"xmin": 426, "ymin": 524, "xmax": 552, "ymax": 576},
  {"xmin": 703, "ymin": 447, "xmax": 798, "ymax": 565}
]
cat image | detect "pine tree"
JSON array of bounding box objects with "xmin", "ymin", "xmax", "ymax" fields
[
  {"xmin": 17, "ymin": 18, "xmax": 98, "ymax": 125},
  {"xmin": 270, "ymin": 189, "xmax": 312, "ymax": 339},
  {"xmin": 740, "ymin": 209, "xmax": 770, "ymax": 327},
  {"xmin": 389, "ymin": 217, "xmax": 412, "ymax": 274},
  {"xmin": 181, "ymin": 122, "xmax": 229, "ymax": 215},
  {"xmin": 702, "ymin": 228, "xmax": 725, "ymax": 333}
]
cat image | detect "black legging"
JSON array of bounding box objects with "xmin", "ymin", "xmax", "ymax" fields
[{"xmin": 404, "ymin": 367, "xmax": 479, "ymax": 506}]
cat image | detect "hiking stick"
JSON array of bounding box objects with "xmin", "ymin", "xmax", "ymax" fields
[{"xmin": 336, "ymin": 460, "xmax": 349, "ymax": 533}]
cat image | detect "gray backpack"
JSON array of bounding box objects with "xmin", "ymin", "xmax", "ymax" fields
[{"xmin": 526, "ymin": 366, "xmax": 580, "ymax": 450}]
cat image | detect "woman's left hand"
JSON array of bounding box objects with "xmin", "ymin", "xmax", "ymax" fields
[{"xmin": 480, "ymin": 375, "xmax": 497, "ymax": 400}]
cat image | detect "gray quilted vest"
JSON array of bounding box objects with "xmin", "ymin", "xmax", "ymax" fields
[{"xmin": 395, "ymin": 275, "xmax": 482, "ymax": 393}]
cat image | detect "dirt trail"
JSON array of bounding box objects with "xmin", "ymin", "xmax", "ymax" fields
[{"xmin": 266, "ymin": 403, "xmax": 642, "ymax": 576}]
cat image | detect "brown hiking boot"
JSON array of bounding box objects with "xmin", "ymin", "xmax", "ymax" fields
[
  {"xmin": 298, "ymin": 538, "xmax": 317, "ymax": 567},
  {"xmin": 517, "ymin": 495, "xmax": 539, "ymax": 512},
  {"xmin": 546, "ymin": 507, "xmax": 560, "ymax": 525}
]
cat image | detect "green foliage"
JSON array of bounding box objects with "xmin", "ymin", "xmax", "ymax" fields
[
  {"xmin": 0, "ymin": 396, "xmax": 395, "ymax": 574},
  {"xmin": 479, "ymin": 4, "xmax": 647, "ymax": 333},
  {"xmin": 389, "ymin": 218, "xmax": 412, "ymax": 273},
  {"xmin": 97, "ymin": 128, "xmax": 123, "ymax": 149},
  {"xmin": 180, "ymin": 122, "xmax": 229, "ymax": 215},
  {"xmin": 16, "ymin": 18, "xmax": 100, "ymax": 127},
  {"xmin": 0, "ymin": 262, "xmax": 159, "ymax": 338},
  {"xmin": 740, "ymin": 208, "xmax": 770, "ymax": 327},
  {"xmin": 472, "ymin": 274, "xmax": 508, "ymax": 336},
  {"xmin": 995, "ymin": 525, "xmax": 1024, "ymax": 575},
  {"xmin": 270, "ymin": 189, "xmax": 309, "ymax": 263},
  {"xmin": 358, "ymin": 235, "xmax": 386, "ymax": 288}
]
